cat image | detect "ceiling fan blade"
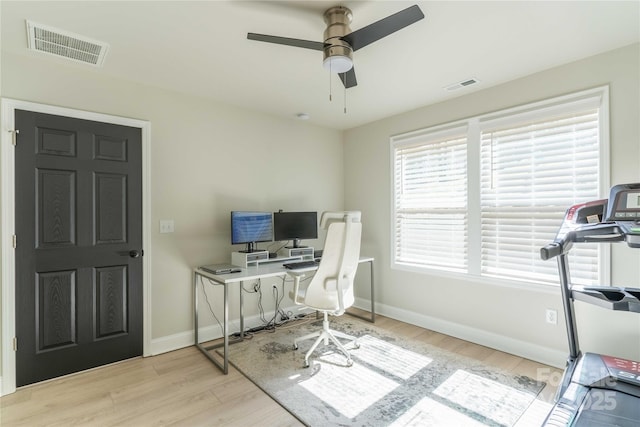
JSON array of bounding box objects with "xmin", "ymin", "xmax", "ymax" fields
[
  {"xmin": 339, "ymin": 67, "xmax": 357, "ymax": 89},
  {"xmin": 247, "ymin": 33, "xmax": 326, "ymax": 51},
  {"xmin": 341, "ymin": 5, "xmax": 425, "ymax": 52}
]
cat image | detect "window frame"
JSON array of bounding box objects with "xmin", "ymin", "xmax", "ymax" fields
[{"xmin": 390, "ymin": 86, "xmax": 610, "ymax": 288}]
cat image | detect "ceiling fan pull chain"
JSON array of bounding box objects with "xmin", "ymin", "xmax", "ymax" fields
[{"xmin": 344, "ymin": 80, "xmax": 347, "ymax": 114}]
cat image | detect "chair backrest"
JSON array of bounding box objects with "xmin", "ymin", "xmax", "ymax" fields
[{"xmin": 303, "ymin": 211, "xmax": 362, "ymax": 314}]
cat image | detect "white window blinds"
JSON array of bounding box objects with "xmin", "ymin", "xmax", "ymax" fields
[
  {"xmin": 391, "ymin": 88, "xmax": 606, "ymax": 287},
  {"xmin": 392, "ymin": 128, "xmax": 467, "ymax": 271},
  {"xmin": 479, "ymin": 106, "xmax": 601, "ymax": 285}
]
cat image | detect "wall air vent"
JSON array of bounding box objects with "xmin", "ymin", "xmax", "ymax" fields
[
  {"xmin": 26, "ymin": 20, "xmax": 109, "ymax": 67},
  {"xmin": 444, "ymin": 78, "xmax": 479, "ymax": 91}
]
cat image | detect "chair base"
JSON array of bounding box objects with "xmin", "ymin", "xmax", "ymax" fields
[{"xmin": 294, "ymin": 312, "xmax": 359, "ymax": 368}]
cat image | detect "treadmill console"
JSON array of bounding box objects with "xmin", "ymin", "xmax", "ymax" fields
[{"xmin": 606, "ymin": 183, "xmax": 640, "ymax": 248}]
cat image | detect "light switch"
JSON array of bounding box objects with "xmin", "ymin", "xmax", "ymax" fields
[{"xmin": 159, "ymin": 219, "xmax": 174, "ymax": 233}]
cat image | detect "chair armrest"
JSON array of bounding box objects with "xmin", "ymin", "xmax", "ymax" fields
[{"xmin": 287, "ymin": 271, "xmax": 307, "ymax": 305}]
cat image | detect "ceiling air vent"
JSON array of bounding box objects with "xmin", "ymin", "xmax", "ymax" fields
[
  {"xmin": 444, "ymin": 78, "xmax": 479, "ymax": 92},
  {"xmin": 26, "ymin": 20, "xmax": 109, "ymax": 67}
]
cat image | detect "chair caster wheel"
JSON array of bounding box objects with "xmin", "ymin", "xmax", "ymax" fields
[
  {"xmin": 346, "ymin": 359, "xmax": 354, "ymax": 367},
  {"xmin": 303, "ymin": 361, "xmax": 310, "ymax": 368},
  {"xmin": 293, "ymin": 344, "xmax": 298, "ymax": 350},
  {"xmin": 353, "ymin": 343, "xmax": 360, "ymax": 349}
]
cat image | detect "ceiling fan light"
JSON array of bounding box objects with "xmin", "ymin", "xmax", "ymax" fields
[{"xmin": 323, "ymin": 55, "xmax": 353, "ymax": 73}]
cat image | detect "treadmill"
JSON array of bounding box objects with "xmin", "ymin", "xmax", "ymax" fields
[{"xmin": 540, "ymin": 183, "xmax": 640, "ymax": 426}]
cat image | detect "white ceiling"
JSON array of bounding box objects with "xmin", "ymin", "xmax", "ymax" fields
[{"xmin": 1, "ymin": 1, "xmax": 639, "ymax": 130}]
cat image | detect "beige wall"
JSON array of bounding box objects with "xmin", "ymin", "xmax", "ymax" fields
[
  {"xmin": 1, "ymin": 42, "xmax": 639, "ymax": 385},
  {"xmin": 0, "ymin": 51, "xmax": 344, "ymax": 349},
  {"xmin": 345, "ymin": 43, "xmax": 640, "ymax": 367}
]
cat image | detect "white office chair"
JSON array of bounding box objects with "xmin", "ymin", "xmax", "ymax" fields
[{"xmin": 288, "ymin": 211, "xmax": 362, "ymax": 368}]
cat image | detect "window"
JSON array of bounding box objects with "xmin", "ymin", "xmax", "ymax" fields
[
  {"xmin": 393, "ymin": 126, "xmax": 468, "ymax": 271},
  {"xmin": 391, "ymin": 88, "xmax": 608, "ymax": 286}
]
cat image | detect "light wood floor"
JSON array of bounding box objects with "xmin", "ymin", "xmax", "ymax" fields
[{"xmin": 0, "ymin": 312, "xmax": 563, "ymax": 426}]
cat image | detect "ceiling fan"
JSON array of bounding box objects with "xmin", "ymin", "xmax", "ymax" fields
[{"xmin": 247, "ymin": 4, "xmax": 425, "ymax": 89}]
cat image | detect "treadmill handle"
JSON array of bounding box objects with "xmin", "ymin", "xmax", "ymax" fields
[
  {"xmin": 541, "ymin": 231, "xmax": 575, "ymax": 260},
  {"xmin": 541, "ymin": 223, "xmax": 622, "ymax": 260},
  {"xmin": 541, "ymin": 243, "xmax": 562, "ymax": 261}
]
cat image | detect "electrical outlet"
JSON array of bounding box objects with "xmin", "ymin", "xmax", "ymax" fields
[
  {"xmin": 159, "ymin": 219, "xmax": 174, "ymax": 233},
  {"xmin": 545, "ymin": 309, "xmax": 558, "ymax": 325}
]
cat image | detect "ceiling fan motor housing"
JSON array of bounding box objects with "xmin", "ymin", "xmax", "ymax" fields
[{"xmin": 323, "ymin": 6, "xmax": 353, "ymax": 66}]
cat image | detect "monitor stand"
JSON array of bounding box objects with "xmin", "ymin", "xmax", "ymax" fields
[
  {"xmin": 239, "ymin": 242, "xmax": 260, "ymax": 253},
  {"xmin": 287, "ymin": 238, "xmax": 306, "ymax": 249}
]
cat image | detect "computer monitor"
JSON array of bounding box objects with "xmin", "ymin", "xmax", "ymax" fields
[
  {"xmin": 230, "ymin": 211, "xmax": 273, "ymax": 253},
  {"xmin": 273, "ymin": 211, "xmax": 318, "ymax": 248}
]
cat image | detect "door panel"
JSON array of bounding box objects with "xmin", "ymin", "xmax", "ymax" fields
[
  {"xmin": 37, "ymin": 168, "xmax": 76, "ymax": 247},
  {"xmin": 15, "ymin": 110, "xmax": 143, "ymax": 387},
  {"xmin": 37, "ymin": 270, "xmax": 77, "ymax": 351},
  {"xmin": 95, "ymin": 173, "xmax": 127, "ymax": 243},
  {"xmin": 95, "ymin": 265, "xmax": 128, "ymax": 338}
]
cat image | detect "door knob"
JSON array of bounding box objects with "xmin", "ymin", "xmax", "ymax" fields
[{"xmin": 129, "ymin": 250, "xmax": 142, "ymax": 258}]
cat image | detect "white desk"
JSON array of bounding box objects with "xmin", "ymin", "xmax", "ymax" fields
[{"xmin": 193, "ymin": 256, "xmax": 374, "ymax": 374}]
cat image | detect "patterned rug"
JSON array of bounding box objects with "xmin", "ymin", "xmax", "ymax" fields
[{"xmin": 224, "ymin": 316, "xmax": 546, "ymax": 426}]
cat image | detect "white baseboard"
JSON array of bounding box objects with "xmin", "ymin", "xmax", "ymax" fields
[
  {"xmin": 151, "ymin": 305, "xmax": 313, "ymax": 356},
  {"xmin": 152, "ymin": 299, "xmax": 566, "ymax": 369},
  {"xmin": 354, "ymin": 297, "xmax": 566, "ymax": 369}
]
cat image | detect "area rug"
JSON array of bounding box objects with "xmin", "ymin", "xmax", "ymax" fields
[{"xmin": 224, "ymin": 316, "xmax": 546, "ymax": 427}]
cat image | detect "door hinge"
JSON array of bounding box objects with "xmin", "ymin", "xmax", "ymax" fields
[
  {"xmin": 13, "ymin": 337, "xmax": 18, "ymax": 351},
  {"xmin": 12, "ymin": 234, "xmax": 17, "ymax": 249},
  {"xmin": 10, "ymin": 129, "xmax": 20, "ymax": 146}
]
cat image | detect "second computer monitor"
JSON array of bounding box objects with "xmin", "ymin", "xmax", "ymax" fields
[{"xmin": 273, "ymin": 211, "xmax": 318, "ymax": 248}]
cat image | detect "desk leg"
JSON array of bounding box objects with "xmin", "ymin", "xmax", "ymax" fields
[
  {"xmin": 222, "ymin": 283, "xmax": 229, "ymax": 373},
  {"xmin": 194, "ymin": 271, "xmax": 230, "ymax": 374},
  {"xmin": 194, "ymin": 271, "xmax": 199, "ymax": 345},
  {"xmin": 346, "ymin": 259, "xmax": 375, "ymax": 323},
  {"xmin": 369, "ymin": 259, "xmax": 375, "ymax": 322},
  {"xmin": 239, "ymin": 281, "xmax": 244, "ymax": 340}
]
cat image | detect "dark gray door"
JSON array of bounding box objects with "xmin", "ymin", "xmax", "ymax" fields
[{"xmin": 15, "ymin": 110, "xmax": 143, "ymax": 387}]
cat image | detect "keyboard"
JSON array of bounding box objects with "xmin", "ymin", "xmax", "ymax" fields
[{"xmin": 283, "ymin": 260, "xmax": 319, "ymax": 270}]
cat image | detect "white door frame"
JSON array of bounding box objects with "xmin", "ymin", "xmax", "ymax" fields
[{"xmin": 1, "ymin": 98, "xmax": 152, "ymax": 395}]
